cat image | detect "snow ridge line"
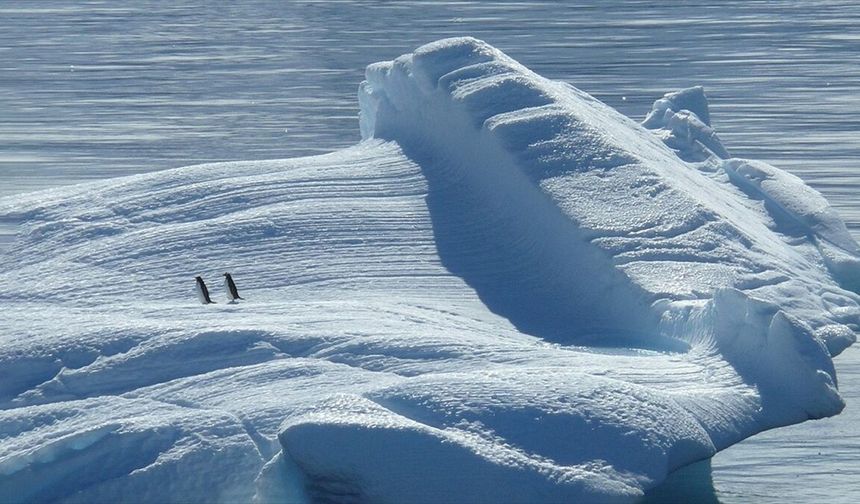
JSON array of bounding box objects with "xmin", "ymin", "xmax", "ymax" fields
[{"xmin": 358, "ymin": 37, "xmax": 856, "ymax": 423}]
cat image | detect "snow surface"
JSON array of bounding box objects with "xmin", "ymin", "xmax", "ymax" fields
[{"xmin": 1, "ymin": 37, "xmax": 858, "ymax": 503}]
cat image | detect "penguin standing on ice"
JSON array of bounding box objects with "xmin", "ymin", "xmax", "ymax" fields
[
  {"xmin": 223, "ymin": 272, "xmax": 244, "ymax": 302},
  {"xmin": 195, "ymin": 275, "xmax": 216, "ymax": 304}
]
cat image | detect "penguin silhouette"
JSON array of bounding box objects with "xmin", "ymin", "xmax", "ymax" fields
[
  {"xmin": 195, "ymin": 276, "xmax": 216, "ymax": 304},
  {"xmin": 223, "ymin": 272, "xmax": 244, "ymax": 302}
]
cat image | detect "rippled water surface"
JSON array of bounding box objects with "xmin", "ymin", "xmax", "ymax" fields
[{"xmin": 1, "ymin": 1, "xmax": 858, "ymax": 502}]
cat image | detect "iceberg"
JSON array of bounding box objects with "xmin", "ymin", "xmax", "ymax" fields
[{"xmin": 1, "ymin": 37, "xmax": 858, "ymax": 503}]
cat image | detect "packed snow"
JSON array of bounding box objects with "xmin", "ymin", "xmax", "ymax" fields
[{"xmin": 1, "ymin": 37, "xmax": 858, "ymax": 503}]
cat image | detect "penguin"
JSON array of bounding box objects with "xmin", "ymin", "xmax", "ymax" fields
[
  {"xmin": 223, "ymin": 272, "xmax": 243, "ymax": 302},
  {"xmin": 195, "ymin": 276, "xmax": 216, "ymax": 304}
]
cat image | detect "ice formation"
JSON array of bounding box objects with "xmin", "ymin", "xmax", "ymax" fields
[{"xmin": 1, "ymin": 37, "xmax": 858, "ymax": 503}]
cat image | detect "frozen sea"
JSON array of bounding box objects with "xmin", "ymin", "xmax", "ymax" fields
[{"xmin": 1, "ymin": 1, "xmax": 858, "ymax": 502}]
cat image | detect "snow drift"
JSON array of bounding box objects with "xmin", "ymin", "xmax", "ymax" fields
[{"xmin": 1, "ymin": 37, "xmax": 858, "ymax": 503}]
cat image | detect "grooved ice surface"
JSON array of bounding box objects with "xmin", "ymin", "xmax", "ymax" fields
[{"xmin": 1, "ymin": 38, "xmax": 858, "ymax": 503}]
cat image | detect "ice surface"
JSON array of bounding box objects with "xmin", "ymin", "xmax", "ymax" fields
[
  {"xmin": 1, "ymin": 37, "xmax": 858, "ymax": 503},
  {"xmin": 643, "ymin": 86, "xmax": 729, "ymax": 161}
]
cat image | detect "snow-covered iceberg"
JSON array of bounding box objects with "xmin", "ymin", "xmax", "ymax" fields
[{"xmin": 1, "ymin": 37, "xmax": 858, "ymax": 503}]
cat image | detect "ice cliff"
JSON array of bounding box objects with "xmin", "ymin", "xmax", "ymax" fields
[{"xmin": 1, "ymin": 37, "xmax": 858, "ymax": 503}]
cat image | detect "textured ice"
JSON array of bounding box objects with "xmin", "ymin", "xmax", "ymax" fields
[
  {"xmin": 1, "ymin": 37, "xmax": 858, "ymax": 503},
  {"xmin": 643, "ymin": 86, "xmax": 729, "ymax": 161}
]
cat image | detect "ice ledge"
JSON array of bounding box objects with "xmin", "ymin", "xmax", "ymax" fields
[
  {"xmin": 355, "ymin": 37, "xmax": 859, "ymax": 432},
  {"xmin": 359, "ymin": 36, "xmax": 858, "ymax": 350}
]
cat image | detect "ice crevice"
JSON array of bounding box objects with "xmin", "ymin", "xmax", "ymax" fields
[{"xmin": 0, "ymin": 37, "xmax": 858, "ymax": 503}]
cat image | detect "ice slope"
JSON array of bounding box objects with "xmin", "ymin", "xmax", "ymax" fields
[
  {"xmin": 0, "ymin": 37, "xmax": 858, "ymax": 503},
  {"xmin": 0, "ymin": 143, "xmax": 739, "ymax": 503}
]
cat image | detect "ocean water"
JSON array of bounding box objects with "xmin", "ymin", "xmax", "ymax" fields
[{"xmin": 1, "ymin": 1, "xmax": 858, "ymax": 502}]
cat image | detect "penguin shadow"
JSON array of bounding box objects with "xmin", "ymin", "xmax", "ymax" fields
[{"xmin": 194, "ymin": 273, "xmax": 244, "ymax": 305}]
